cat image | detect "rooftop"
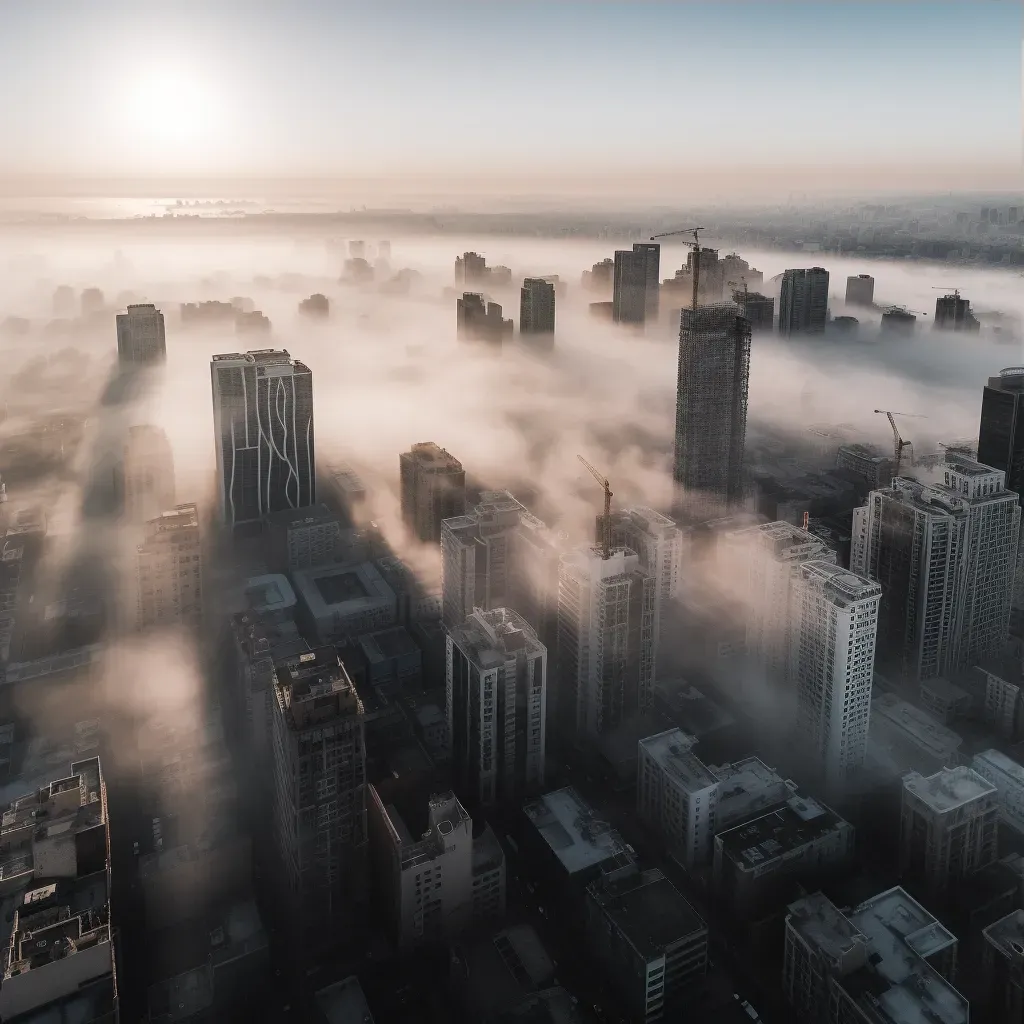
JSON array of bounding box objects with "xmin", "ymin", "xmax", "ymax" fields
[
  {"xmin": 717, "ymin": 794, "xmax": 848, "ymax": 869},
  {"xmin": 292, "ymin": 561, "xmax": 396, "ymax": 618},
  {"xmin": 984, "ymin": 910, "xmax": 1024, "ymax": 960},
  {"xmin": 244, "ymin": 574, "xmax": 296, "ymax": 614},
  {"xmin": 403, "ymin": 442, "xmax": 463, "ymax": 471},
  {"xmin": 871, "ymin": 693, "xmax": 962, "ymax": 759},
  {"xmin": 973, "ymin": 748, "xmax": 1024, "ymax": 786},
  {"xmin": 523, "ymin": 787, "xmax": 630, "ymax": 877},
  {"xmin": 263, "ymin": 502, "xmax": 340, "ymax": 529},
  {"xmin": 638, "ymin": 729, "xmax": 716, "ymax": 795},
  {"xmin": 450, "ymin": 608, "xmax": 545, "ymax": 670},
  {"xmin": 737, "ymin": 519, "xmax": 833, "ymax": 559},
  {"xmin": 315, "ymin": 975, "xmax": 375, "ymax": 1024},
  {"xmin": 800, "ymin": 560, "xmax": 881, "ymax": 604},
  {"xmin": 850, "ymin": 887, "xmax": 957, "ymax": 968},
  {"xmin": 903, "ymin": 766, "xmax": 997, "ymax": 814},
  {"xmin": 709, "ymin": 757, "xmax": 791, "ymax": 829},
  {"xmin": 588, "ymin": 868, "xmax": 706, "ymax": 961},
  {"xmin": 359, "ymin": 625, "xmax": 420, "ymax": 663}
]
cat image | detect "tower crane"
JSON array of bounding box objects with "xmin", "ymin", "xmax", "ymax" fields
[
  {"xmin": 874, "ymin": 409, "xmax": 927, "ymax": 478},
  {"xmin": 649, "ymin": 226, "xmax": 706, "ymax": 310},
  {"xmin": 577, "ymin": 455, "xmax": 613, "ymax": 559}
]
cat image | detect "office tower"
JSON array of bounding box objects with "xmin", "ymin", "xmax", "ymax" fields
[
  {"xmin": 836, "ymin": 444, "xmax": 895, "ymax": 490},
  {"xmin": 880, "ymin": 307, "xmax": 917, "ymax": 335},
  {"xmin": 721, "ymin": 252, "xmax": 762, "ymax": 293},
  {"xmin": 136, "ymin": 503, "xmax": 203, "ymax": 630},
  {"xmin": 367, "ymin": 786, "xmax": 505, "ymax": 949},
  {"xmin": 726, "ymin": 521, "xmax": 836, "ymax": 679},
  {"xmin": 900, "ymin": 766, "xmax": 998, "ymax": 897},
  {"xmin": 672, "ymin": 303, "xmax": 751, "ymax": 521},
  {"xmin": 210, "ymin": 349, "xmax": 315, "ymax": 528},
  {"xmin": 456, "ymin": 293, "xmax": 512, "ymax": 345},
  {"xmin": 732, "ymin": 289, "xmax": 774, "ymax": 331},
  {"xmin": 793, "ymin": 561, "xmax": 880, "ymax": 791},
  {"xmin": 519, "ymin": 278, "xmax": 556, "ymax": 335},
  {"xmin": 441, "ymin": 490, "xmax": 526, "ymax": 627},
  {"xmin": 979, "ymin": 368, "xmax": 1024, "ymax": 502},
  {"xmin": 0, "ymin": 758, "xmax": 117, "ymax": 1023},
  {"xmin": 784, "ymin": 889, "xmax": 967, "ymax": 1024},
  {"xmin": 605, "ymin": 507, "xmax": 683, "ymax": 660},
  {"xmin": 934, "ymin": 291, "xmax": 980, "ymax": 331},
  {"xmin": 845, "ymin": 274, "xmax": 875, "ymax": 306},
  {"xmin": 123, "ymin": 424, "xmax": 175, "ymax": 522},
  {"xmin": 271, "ymin": 647, "xmax": 367, "ymax": 944},
  {"xmin": 686, "ymin": 247, "xmax": 724, "ymax": 302},
  {"xmin": 778, "ymin": 268, "xmax": 829, "ymax": 337},
  {"xmin": 852, "ymin": 456, "xmax": 1020, "ymax": 682},
  {"xmin": 116, "ymin": 303, "xmax": 166, "ymax": 365},
  {"xmin": 400, "ymin": 442, "xmax": 466, "ymax": 543},
  {"xmin": 447, "ymin": 607, "xmax": 547, "ymax": 805},
  {"xmin": 612, "ymin": 243, "xmax": 659, "ymax": 324},
  {"xmin": 585, "ymin": 868, "xmax": 707, "ymax": 1024},
  {"xmin": 454, "ymin": 251, "xmax": 488, "ymax": 286},
  {"xmin": 582, "ymin": 258, "xmax": 615, "ymax": 293},
  {"xmin": 637, "ymin": 728, "xmax": 717, "ymax": 867},
  {"xmin": 982, "ymin": 911, "xmax": 1024, "ymax": 1024},
  {"xmin": 557, "ymin": 545, "xmax": 655, "ymax": 742},
  {"xmin": 263, "ymin": 503, "xmax": 342, "ymax": 572}
]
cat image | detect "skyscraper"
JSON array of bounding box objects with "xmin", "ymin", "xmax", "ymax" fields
[
  {"xmin": 122, "ymin": 424, "xmax": 175, "ymax": 522},
  {"xmin": 136, "ymin": 503, "xmax": 203, "ymax": 630},
  {"xmin": 778, "ymin": 268, "xmax": 829, "ymax": 337},
  {"xmin": 116, "ymin": 303, "xmax": 166, "ymax": 365},
  {"xmin": 446, "ymin": 606, "xmax": 547, "ymax": 805},
  {"xmin": 979, "ymin": 368, "xmax": 1024, "ymax": 502},
  {"xmin": 934, "ymin": 292, "xmax": 980, "ymax": 331},
  {"xmin": 732, "ymin": 289, "xmax": 775, "ymax": 331},
  {"xmin": 672, "ymin": 303, "xmax": 751, "ymax": 522},
  {"xmin": 793, "ymin": 561, "xmax": 880, "ymax": 792},
  {"xmin": 519, "ymin": 278, "xmax": 556, "ymax": 336},
  {"xmin": 851, "ymin": 456, "xmax": 1020, "ymax": 682},
  {"xmin": 457, "ymin": 292, "xmax": 512, "ymax": 345},
  {"xmin": 211, "ymin": 350, "xmax": 315, "ymax": 528},
  {"xmin": 400, "ymin": 442, "xmax": 466, "ymax": 543},
  {"xmin": 612, "ymin": 243, "xmax": 659, "ymax": 324},
  {"xmin": 845, "ymin": 274, "xmax": 875, "ymax": 306},
  {"xmin": 557, "ymin": 545, "xmax": 655, "ymax": 742},
  {"xmin": 441, "ymin": 490, "xmax": 527, "ymax": 627}
]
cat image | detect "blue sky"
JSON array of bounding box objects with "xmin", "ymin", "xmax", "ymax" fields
[{"xmin": 0, "ymin": 1, "xmax": 1018, "ymax": 180}]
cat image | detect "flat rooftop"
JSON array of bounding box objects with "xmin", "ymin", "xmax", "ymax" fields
[
  {"xmin": 523, "ymin": 787, "xmax": 629, "ymax": 877},
  {"xmin": 710, "ymin": 757, "xmax": 791, "ymax": 829},
  {"xmin": 639, "ymin": 729, "xmax": 716, "ymax": 795},
  {"xmin": 872, "ymin": 694, "xmax": 962, "ymax": 759},
  {"xmin": 314, "ymin": 974, "xmax": 375, "ymax": 1024},
  {"xmin": 360, "ymin": 625, "xmax": 420, "ymax": 663},
  {"xmin": 984, "ymin": 910, "xmax": 1024, "ymax": 960},
  {"xmin": 263, "ymin": 502, "xmax": 339, "ymax": 529},
  {"xmin": 903, "ymin": 766, "xmax": 996, "ymax": 814},
  {"xmin": 589, "ymin": 868, "xmax": 706, "ymax": 960},
  {"xmin": 849, "ymin": 887, "xmax": 957, "ymax": 967},
  {"xmin": 973, "ymin": 748, "xmax": 1024, "ymax": 786},
  {"xmin": 245, "ymin": 574, "xmax": 296, "ymax": 614},
  {"xmin": 292, "ymin": 561, "xmax": 395, "ymax": 617},
  {"xmin": 717, "ymin": 794, "xmax": 847, "ymax": 869}
]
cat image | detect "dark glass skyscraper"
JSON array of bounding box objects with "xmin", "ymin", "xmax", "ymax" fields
[
  {"xmin": 979, "ymin": 368, "xmax": 1024, "ymax": 503},
  {"xmin": 612, "ymin": 243, "xmax": 660, "ymax": 324},
  {"xmin": 116, "ymin": 303, "xmax": 166, "ymax": 365},
  {"xmin": 778, "ymin": 267, "xmax": 829, "ymax": 337},
  {"xmin": 211, "ymin": 349, "xmax": 315, "ymax": 527}
]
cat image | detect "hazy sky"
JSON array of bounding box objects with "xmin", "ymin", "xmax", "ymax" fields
[{"xmin": 0, "ymin": 1, "xmax": 1019, "ymax": 186}]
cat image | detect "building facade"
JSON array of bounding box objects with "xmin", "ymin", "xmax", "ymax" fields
[
  {"xmin": 446, "ymin": 607, "xmax": 547, "ymax": 805},
  {"xmin": 116, "ymin": 303, "xmax": 166, "ymax": 365},
  {"xmin": 136, "ymin": 503, "xmax": 203, "ymax": 630},
  {"xmin": 557, "ymin": 546, "xmax": 655, "ymax": 743},
  {"xmin": 844, "ymin": 274, "xmax": 875, "ymax": 306},
  {"xmin": 123, "ymin": 424, "xmax": 175, "ymax": 523},
  {"xmin": 972, "ymin": 749, "xmax": 1024, "ymax": 836},
  {"xmin": 613, "ymin": 244, "xmax": 660, "ymax": 325},
  {"xmin": 672, "ymin": 303, "xmax": 751, "ymax": 522},
  {"xmin": 263, "ymin": 503, "xmax": 341, "ymax": 572},
  {"xmin": 982, "ymin": 910, "xmax": 1024, "ymax": 1024},
  {"xmin": 520, "ymin": 278, "xmax": 556, "ymax": 335},
  {"xmin": 980, "ymin": 368, "xmax": 1024, "ymax": 502},
  {"xmin": 211, "ymin": 349, "xmax": 315, "ymax": 528},
  {"xmin": 400, "ymin": 442, "xmax": 466, "ymax": 544},
  {"xmin": 778, "ymin": 268, "xmax": 829, "ymax": 337},
  {"xmin": 794, "ymin": 562, "xmax": 881, "ymax": 792}
]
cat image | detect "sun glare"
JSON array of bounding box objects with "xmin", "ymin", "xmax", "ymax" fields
[{"xmin": 125, "ymin": 68, "xmax": 216, "ymax": 148}]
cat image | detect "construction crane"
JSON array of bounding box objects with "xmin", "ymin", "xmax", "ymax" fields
[
  {"xmin": 874, "ymin": 409, "xmax": 927, "ymax": 478},
  {"xmin": 649, "ymin": 226, "xmax": 706, "ymax": 310},
  {"xmin": 577, "ymin": 455, "xmax": 613, "ymax": 559}
]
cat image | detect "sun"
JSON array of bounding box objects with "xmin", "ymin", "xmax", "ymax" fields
[{"xmin": 125, "ymin": 68, "xmax": 216, "ymax": 147}]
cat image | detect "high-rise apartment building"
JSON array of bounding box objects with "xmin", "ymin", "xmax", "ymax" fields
[
  {"xmin": 672, "ymin": 303, "xmax": 751, "ymax": 522},
  {"xmin": 851, "ymin": 456, "xmax": 1020, "ymax": 682},
  {"xmin": 519, "ymin": 278, "xmax": 556, "ymax": 335},
  {"xmin": 116, "ymin": 303, "xmax": 166, "ymax": 365},
  {"xmin": 900, "ymin": 766, "xmax": 998, "ymax": 898},
  {"xmin": 979, "ymin": 368, "xmax": 1024, "ymax": 502},
  {"xmin": 934, "ymin": 292, "xmax": 980, "ymax": 331},
  {"xmin": 454, "ymin": 252, "xmax": 488, "ymax": 286},
  {"xmin": 211, "ymin": 349, "xmax": 315, "ymax": 528},
  {"xmin": 845, "ymin": 274, "xmax": 875, "ymax": 306},
  {"xmin": 605, "ymin": 507, "xmax": 683, "ymax": 660},
  {"xmin": 732, "ymin": 289, "xmax": 774, "ymax": 331},
  {"xmin": 367, "ymin": 785, "xmax": 505, "ymax": 949},
  {"xmin": 446, "ymin": 607, "xmax": 547, "ymax": 805},
  {"xmin": 582, "ymin": 258, "xmax": 615, "ymax": 293},
  {"xmin": 271, "ymin": 646, "xmax": 367, "ymax": 945},
  {"xmin": 793, "ymin": 561, "xmax": 880, "ymax": 791},
  {"xmin": 778, "ymin": 268, "xmax": 829, "ymax": 337},
  {"xmin": 400, "ymin": 442, "xmax": 466, "ymax": 544},
  {"xmin": 123, "ymin": 424, "xmax": 175, "ymax": 522},
  {"xmin": 136, "ymin": 503, "xmax": 203, "ymax": 630},
  {"xmin": 982, "ymin": 910, "xmax": 1024, "ymax": 1024},
  {"xmin": 725, "ymin": 521, "xmax": 836, "ymax": 680},
  {"xmin": 613, "ymin": 244, "xmax": 659, "ymax": 324},
  {"xmin": 456, "ymin": 292, "xmax": 512, "ymax": 345},
  {"xmin": 441, "ymin": 490, "xmax": 525, "ymax": 627},
  {"xmin": 557, "ymin": 545, "xmax": 655, "ymax": 742}
]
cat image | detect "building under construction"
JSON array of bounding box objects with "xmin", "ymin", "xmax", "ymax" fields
[{"xmin": 672, "ymin": 303, "xmax": 752, "ymax": 523}]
